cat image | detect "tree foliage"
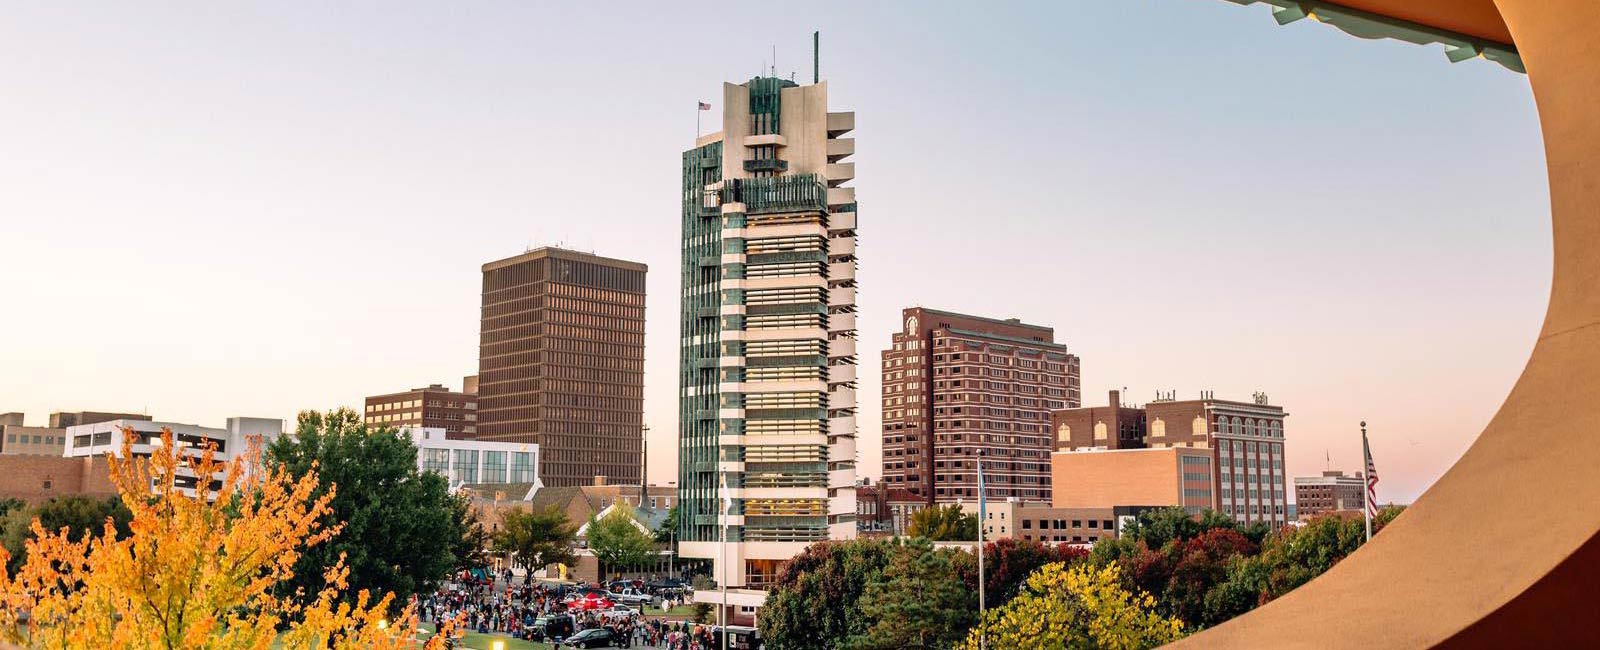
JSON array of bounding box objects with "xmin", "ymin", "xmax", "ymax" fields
[
  {"xmin": 493, "ymin": 506, "xmax": 578, "ymax": 578},
  {"xmin": 906, "ymin": 504, "xmax": 978, "ymax": 541},
  {"xmin": 960, "ymin": 562, "xmax": 1185, "ymax": 650},
  {"xmin": 2, "ymin": 496, "xmax": 132, "ymax": 572},
  {"xmin": 759, "ymin": 539, "xmax": 899, "ymax": 650},
  {"xmin": 267, "ymin": 409, "xmax": 466, "ymax": 609},
  {"xmin": 846, "ymin": 539, "xmax": 975, "ymax": 650},
  {"xmin": 1118, "ymin": 506, "xmax": 1238, "ymax": 550},
  {"xmin": 0, "ymin": 428, "xmax": 451, "ymax": 649},
  {"xmin": 450, "ymin": 494, "xmax": 493, "ymax": 571},
  {"xmin": 586, "ymin": 502, "xmax": 657, "ymax": 578},
  {"xmin": 956, "ymin": 537, "xmax": 1088, "ymax": 609}
]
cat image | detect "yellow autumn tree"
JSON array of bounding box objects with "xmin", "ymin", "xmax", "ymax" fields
[
  {"xmin": 0, "ymin": 428, "xmax": 455, "ymax": 650},
  {"xmin": 960, "ymin": 562, "xmax": 1185, "ymax": 650}
]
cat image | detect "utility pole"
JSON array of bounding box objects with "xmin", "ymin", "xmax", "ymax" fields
[{"xmin": 977, "ymin": 450, "xmax": 987, "ymax": 650}]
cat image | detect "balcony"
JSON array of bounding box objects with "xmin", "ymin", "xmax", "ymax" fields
[
  {"xmin": 826, "ymin": 137, "xmax": 854, "ymax": 161},
  {"xmin": 824, "ymin": 162, "xmax": 854, "ymax": 187},
  {"xmin": 744, "ymin": 158, "xmax": 790, "ymax": 174},
  {"xmin": 827, "ymin": 112, "xmax": 855, "ymax": 137},
  {"xmin": 827, "ymin": 187, "xmax": 855, "ymax": 209}
]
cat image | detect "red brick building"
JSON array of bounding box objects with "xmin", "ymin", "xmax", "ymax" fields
[
  {"xmin": 1053, "ymin": 390, "xmax": 1289, "ymax": 528},
  {"xmin": 364, "ymin": 380, "xmax": 478, "ymax": 437},
  {"xmin": 882, "ymin": 307, "xmax": 1081, "ymax": 504},
  {"xmin": 1294, "ymin": 470, "xmax": 1367, "ymax": 519},
  {"xmin": 0, "ymin": 455, "xmax": 118, "ymax": 505}
]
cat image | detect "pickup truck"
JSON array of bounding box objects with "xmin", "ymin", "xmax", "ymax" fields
[{"xmin": 606, "ymin": 587, "xmax": 659, "ymax": 607}]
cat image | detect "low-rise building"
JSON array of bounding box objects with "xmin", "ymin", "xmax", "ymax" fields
[
  {"xmin": 366, "ymin": 381, "xmax": 478, "ymax": 437},
  {"xmin": 49, "ymin": 411, "xmax": 151, "ymax": 428},
  {"xmin": 961, "ymin": 499, "xmax": 1160, "ymax": 547},
  {"xmin": 404, "ymin": 427, "xmax": 539, "ymax": 489},
  {"xmin": 63, "ymin": 417, "xmax": 283, "ymax": 496},
  {"xmin": 856, "ymin": 481, "xmax": 923, "ymax": 537},
  {"xmin": 2, "ymin": 425, "xmax": 68, "ymax": 456},
  {"xmin": 0, "ymin": 455, "xmax": 118, "ymax": 504},
  {"xmin": 1052, "ymin": 390, "xmax": 1289, "ymax": 528},
  {"xmin": 1294, "ymin": 470, "xmax": 1367, "ymax": 519}
]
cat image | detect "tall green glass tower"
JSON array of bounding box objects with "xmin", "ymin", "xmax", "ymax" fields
[{"xmin": 678, "ymin": 75, "xmax": 859, "ymax": 618}]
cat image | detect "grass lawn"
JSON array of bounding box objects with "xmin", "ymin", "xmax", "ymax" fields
[{"xmin": 417, "ymin": 623, "xmax": 553, "ymax": 650}]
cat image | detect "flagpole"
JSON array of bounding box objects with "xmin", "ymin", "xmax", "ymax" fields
[
  {"xmin": 719, "ymin": 469, "xmax": 728, "ymax": 650},
  {"xmin": 976, "ymin": 450, "xmax": 986, "ymax": 650},
  {"xmin": 1362, "ymin": 421, "xmax": 1372, "ymax": 542}
]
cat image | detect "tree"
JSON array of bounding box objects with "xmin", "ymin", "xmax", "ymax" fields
[
  {"xmin": 1119, "ymin": 506, "xmax": 1238, "ymax": 550},
  {"xmin": 2, "ymin": 495, "xmax": 132, "ymax": 572},
  {"xmin": 654, "ymin": 503, "xmax": 681, "ymax": 544},
  {"xmin": 759, "ymin": 539, "xmax": 899, "ymax": 650},
  {"xmin": 906, "ymin": 504, "xmax": 978, "ymax": 541},
  {"xmin": 960, "ymin": 562, "xmax": 1185, "ymax": 650},
  {"xmin": 1160, "ymin": 528, "xmax": 1257, "ymax": 626},
  {"xmin": 586, "ymin": 502, "xmax": 657, "ymax": 580},
  {"xmin": 955, "ymin": 537, "xmax": 1088, "ymax": 609},
  {"xmin": 450, "ymin": 494, "xmax": 493, "ymax": 571},
  {"xmin": 0, "ymin": 427, "xmax": 450, "ymax": 649},
  {"xmin": 267, "ymin": 409, "xmax": 465, "ymax": 608},
  {"xmin": 494, "ymin": 506, "xmax": 578, "ymax": 580},
  {"xmin": 847, "ymin": 539, "xmax": 976, "ymax": 650}
]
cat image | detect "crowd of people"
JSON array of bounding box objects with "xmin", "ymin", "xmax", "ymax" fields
[{"xmin": 419, "ymin": 570, "xmax": 750, "ymax": 648}]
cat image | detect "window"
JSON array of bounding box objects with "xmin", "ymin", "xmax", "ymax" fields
[
  {"xmin": 451, "ymin": 449, "xmax": 479, "ymax": 485},
  {"xmin": 422, "ymin": 449, "xmax": 450, "ymax": 474},
  {"xmin": 481, "ymin": 451, "xmax": 507, "ymax": 483},
  {"xmin": 510, "ymin": 452, "xmax": 536, "ymax": 482}
]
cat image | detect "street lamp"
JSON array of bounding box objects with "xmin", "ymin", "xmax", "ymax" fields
[{"xmin": 976, "ymin": 449, "xmax": 987, "ymax": 650}]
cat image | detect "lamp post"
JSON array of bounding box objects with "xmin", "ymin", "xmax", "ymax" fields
[{"xmin": 976, "ymin": 450, "xmax": 987, "ymax": 650}]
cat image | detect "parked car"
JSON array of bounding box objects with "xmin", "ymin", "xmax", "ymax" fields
[
  {"xmin": 565, "ymin": 627, "xmax": 619, "ymax": 648},
  {"xmin": 528, "ymin": 614, "xmax": 574, "ymax": 642}
]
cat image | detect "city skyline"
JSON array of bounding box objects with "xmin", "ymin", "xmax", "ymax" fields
[{"xmin": 0, "ymin": 2, "xmax": 1547, "ymax": 505}]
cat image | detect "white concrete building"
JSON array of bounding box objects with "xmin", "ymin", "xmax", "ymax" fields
[
  {"xmin": 403, "ymin": 427, "xmax": 541, "ymax": 492},
  {"xmin": 64, "ymin": 417, "xmax": 284, "ymax": 494},
  {"xmin": 677, "ymin": 70, "xmax": 859, "ymax": 622}
]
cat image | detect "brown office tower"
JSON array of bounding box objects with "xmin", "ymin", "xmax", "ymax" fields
[
  {"xmin": 364, "ymin": 382, "xmax": 478, "ymax": 437},
  {"xmin": 476, "ymin": 247, "xmax": 647, "ymax": 488},
  {"xmin": 882, "ymin": 307, "xmax": 1081, "ymax": 504}
]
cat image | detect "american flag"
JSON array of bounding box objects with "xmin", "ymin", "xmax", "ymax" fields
[
  {"xmin": 698, "ymin": 101, "xmax": 712, "ymax": 111},
  {"xmin": 1363, "ymin": 431, "xmax": 1380, "ymax": 520}
]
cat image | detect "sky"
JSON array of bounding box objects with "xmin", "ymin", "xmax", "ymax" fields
[{"xmin": 0, "ymin": 2, "xmax": 1548, "ymax": 504}]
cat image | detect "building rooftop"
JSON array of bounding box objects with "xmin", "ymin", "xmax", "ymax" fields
[{"xmin": 481, "ymin": 246, "xmax": 648, "ymax": 273}]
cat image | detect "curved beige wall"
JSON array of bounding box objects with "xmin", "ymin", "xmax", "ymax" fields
[{"xmin": 1169, "ymin": 1, "xmax": 1600, "ymax": 647}]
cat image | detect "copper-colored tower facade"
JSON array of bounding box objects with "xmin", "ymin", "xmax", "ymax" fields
[
  {"xmin": 476, "ymin": 247, "xmax": 646, "ymax": 488},
  {"xmin": 881, "ymin": 307, "xmax": 1080, "ymax": 505}
]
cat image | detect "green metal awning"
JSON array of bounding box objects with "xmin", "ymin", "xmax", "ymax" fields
[{"xmin": 1223, "ymin": 0, "xmax": 1524, "ymax": 73}]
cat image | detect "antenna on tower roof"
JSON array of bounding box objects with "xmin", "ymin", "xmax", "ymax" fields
[{"xmin": 813, "ymin": 31, "xmax": 820, "ymax": 83}]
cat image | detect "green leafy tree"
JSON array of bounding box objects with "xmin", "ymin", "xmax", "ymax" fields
[
  {"xmin": 960, "ymin": 562, "xmax": 1185, "ymax": 650},
  {"xmin": 0, "ymin": 498, "xmax": 24, "ymax": 517},
  {"xmin": 1119, "ymin": 506, "xmax": 1238, "ymax": 550},
  {"xmin": 266, "ymin": 409, "xmax": 465, "ymax": 608},
  {"xmin": 450, "ymin": 494, "xmax": 493, "ymax": 571},
  {"xmin": 1160, "ymin": 528, "xmax": 1257, "ymax": 626},
  {"xmin": 759, "ymin": 539, "xmax": 899, "ymax": 650},
  {"xmin": 906, "ymin": 504, "xmax": 978, "ymax": 541},
  {"xmin": 494, "ymin": 506, "xmax": 578, "ymax": 580},
  {"xmin": 2, "ymin": 495, "xmax": 132, "ymax": 572},
  {"xmin": 955, "ymin": 537, "xmax": 1089, "ymax": 609},
  {"xmin": 654, "ymin": 503, "xmax": 681, "ymax": 544},
  {"xmin": 586, "ymin": 502, "xmax": 657, "ymax": 580},
  {"xmin": 847, "ymin": 539, "xmax": 976, "ymax": 650}
]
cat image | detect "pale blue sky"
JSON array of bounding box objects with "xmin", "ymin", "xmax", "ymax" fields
[{"xmin": 0, "ymin": 2, "xmax": 1548, "ymax": 503}]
